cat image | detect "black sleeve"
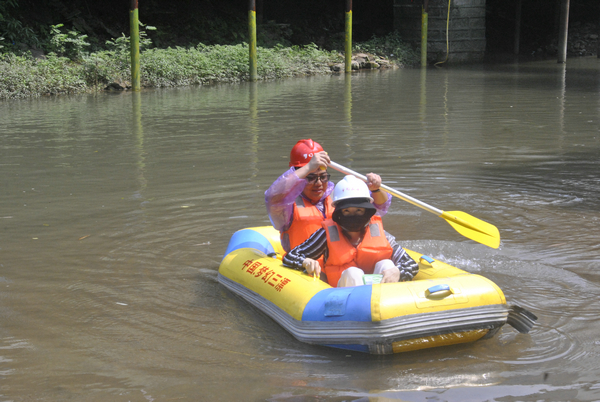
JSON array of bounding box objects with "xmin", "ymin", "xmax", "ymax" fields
[
  {"xmin": 386, "ymin": 230, "xmax": 419, "ymax": 282},
  {"xmin": 282, "ymin": 228, "xmax": 328, "ymax": 270}
]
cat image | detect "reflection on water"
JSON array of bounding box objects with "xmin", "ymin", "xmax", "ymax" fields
[
  {"xmin": 0, "ymin": 58, "xmax": 599, "ymax": 401},
  {"xmin": 131, "ymin": 91, "xmax": 147, "ymax": 195}
]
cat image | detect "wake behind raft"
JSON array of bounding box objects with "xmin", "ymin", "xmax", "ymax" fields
[{"xmin": 218, "ymin": 226, "xmax": 537, "ymax": 355}]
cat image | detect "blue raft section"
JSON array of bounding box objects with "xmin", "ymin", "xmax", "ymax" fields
[
  {"xmin": 222, "ymin": 228, "xmax": 276, "ymax": 258},
  {"xmin": 221, "ymin": 227, "xmax": 373, "ymax": 353},
  {"xmin": 303, "ymin": 286, "xmax": 373, "ymax": 352}
]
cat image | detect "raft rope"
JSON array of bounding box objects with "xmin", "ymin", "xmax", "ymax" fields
[{"xmin": 434, "ymin": 0, "xmax": 452, "ymax": 67}]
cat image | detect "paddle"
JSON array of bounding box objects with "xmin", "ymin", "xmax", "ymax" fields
[{"xmin": 328, "ymin": 161, "xmax": 501, "ymax": 249}]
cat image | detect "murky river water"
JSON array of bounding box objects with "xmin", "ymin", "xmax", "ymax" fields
[{"xmin": 1, "ymin": 57, "xmax": 600, "ymax": 401}]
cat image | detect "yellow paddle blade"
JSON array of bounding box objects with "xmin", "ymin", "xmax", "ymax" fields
[{"xmin": 440, "ymin": 211, "xmax": 500, "ymax": 249}]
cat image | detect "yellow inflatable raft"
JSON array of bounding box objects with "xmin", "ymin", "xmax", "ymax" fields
[{"xmin": 218, "ymin": 226, "xmax": 536, "ymax": 355}]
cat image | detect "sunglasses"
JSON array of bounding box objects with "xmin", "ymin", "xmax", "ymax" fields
[{"xmin": 305, "ymin": 173, "xmax": 331, "ymax": 184}]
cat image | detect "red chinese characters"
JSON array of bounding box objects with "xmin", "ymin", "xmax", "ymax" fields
[
  {"xmin": 274, "ymin": 277, "xmax": 291, "ymax": 291},
  {"xmin": 241, "ymin": 259, "xmax": 291, "ymax": 292}
]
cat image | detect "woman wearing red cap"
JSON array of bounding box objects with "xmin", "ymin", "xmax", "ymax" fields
[{"xmin": 265, "ymin": 139, "xmax": 391, "ymax": 253}]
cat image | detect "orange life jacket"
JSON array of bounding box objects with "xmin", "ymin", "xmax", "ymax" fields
[
  {"xmin": 321, "ymin": 215, "xmax": 393, "ymax": 287},
  {"xmin": 281, "ymin": 194, "xmax": 334, "ymax": 252}
]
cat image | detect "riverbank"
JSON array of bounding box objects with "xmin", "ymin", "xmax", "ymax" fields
[{"xmin": 0, "ymin": 32, "xmax": 418, "ymax": 101}]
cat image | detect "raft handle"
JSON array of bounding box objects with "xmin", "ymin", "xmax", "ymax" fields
[
  {"xmin": 267, "ymin": 252, "xmax": 283, "ymax": 260},
  {"xmin": 420, "ymin": 255, "xmax": 435, "ymax": 264},
  {"xmin": 426, "ymin": 284, "xmax": 453, "ymax": 297}
]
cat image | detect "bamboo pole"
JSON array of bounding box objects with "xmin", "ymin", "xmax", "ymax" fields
[
  {"xmin": 130, "ymin": 0, "xmax": 140, "ymax": 91},
  {"xmin": 248, "ymin": 0, "xmax": 258, "ymax": 81},
  {"xmin": 421, "ymin": 0, "xmax": 429, "ymax": 67},
  {"xmin": 557, "ymin": 0, "xmax": 570, "ymax": 63},
  {"xmin": 345, "ymin": 0, "xmax": 352, "ymax": 73}
]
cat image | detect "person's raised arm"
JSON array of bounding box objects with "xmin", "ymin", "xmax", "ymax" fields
[
  {"xmin": 365, "ymin": 172, "xmax": 392, "ymax": 215},
  {"xmin": 294, "ymin": 151, "xmax": 330, "ymax": 179}
]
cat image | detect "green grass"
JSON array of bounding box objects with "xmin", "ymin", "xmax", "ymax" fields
[{"xmin": 0, "ymin": 53, "xmax": 86, "ymax": 99}]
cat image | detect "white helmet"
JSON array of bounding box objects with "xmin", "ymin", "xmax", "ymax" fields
[{"xmin": 332, "ymin": 175, "xmax": 373, "ymax": 206}]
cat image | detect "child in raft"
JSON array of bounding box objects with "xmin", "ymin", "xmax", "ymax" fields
[{"xmin": 282, "ymin": 175, "xmax": 419, "ymax": 287}]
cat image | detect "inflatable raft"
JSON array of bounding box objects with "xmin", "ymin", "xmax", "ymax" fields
[{"xmin": 218, "ymin": 226, "xmax": 536, "ymax": 355}]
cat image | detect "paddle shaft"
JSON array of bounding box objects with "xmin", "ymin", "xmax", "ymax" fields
[
  {"xmin": 328, "ymin": 161, "xmax": 443, "ymax": 216},
  {"xmin": 328, "ymin": 160, "xmax": 501, "ymax": 249}
]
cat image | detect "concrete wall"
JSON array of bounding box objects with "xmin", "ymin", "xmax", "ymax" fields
[{"xmin": 394, "ymin": 0, "xmax": 487, "ymax": 64}]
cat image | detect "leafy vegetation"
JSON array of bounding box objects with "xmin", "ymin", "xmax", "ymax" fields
[
  {"xmin": 48, "ymin": 24, "xmax": 90, "ymax": 61},
  {"xmin": 0, "ymin": 0, "xmax": 40, "ymax": 49},
  {"xmin": 0, "ymin": 53, "xmax": 86, "ymax": 99}
]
